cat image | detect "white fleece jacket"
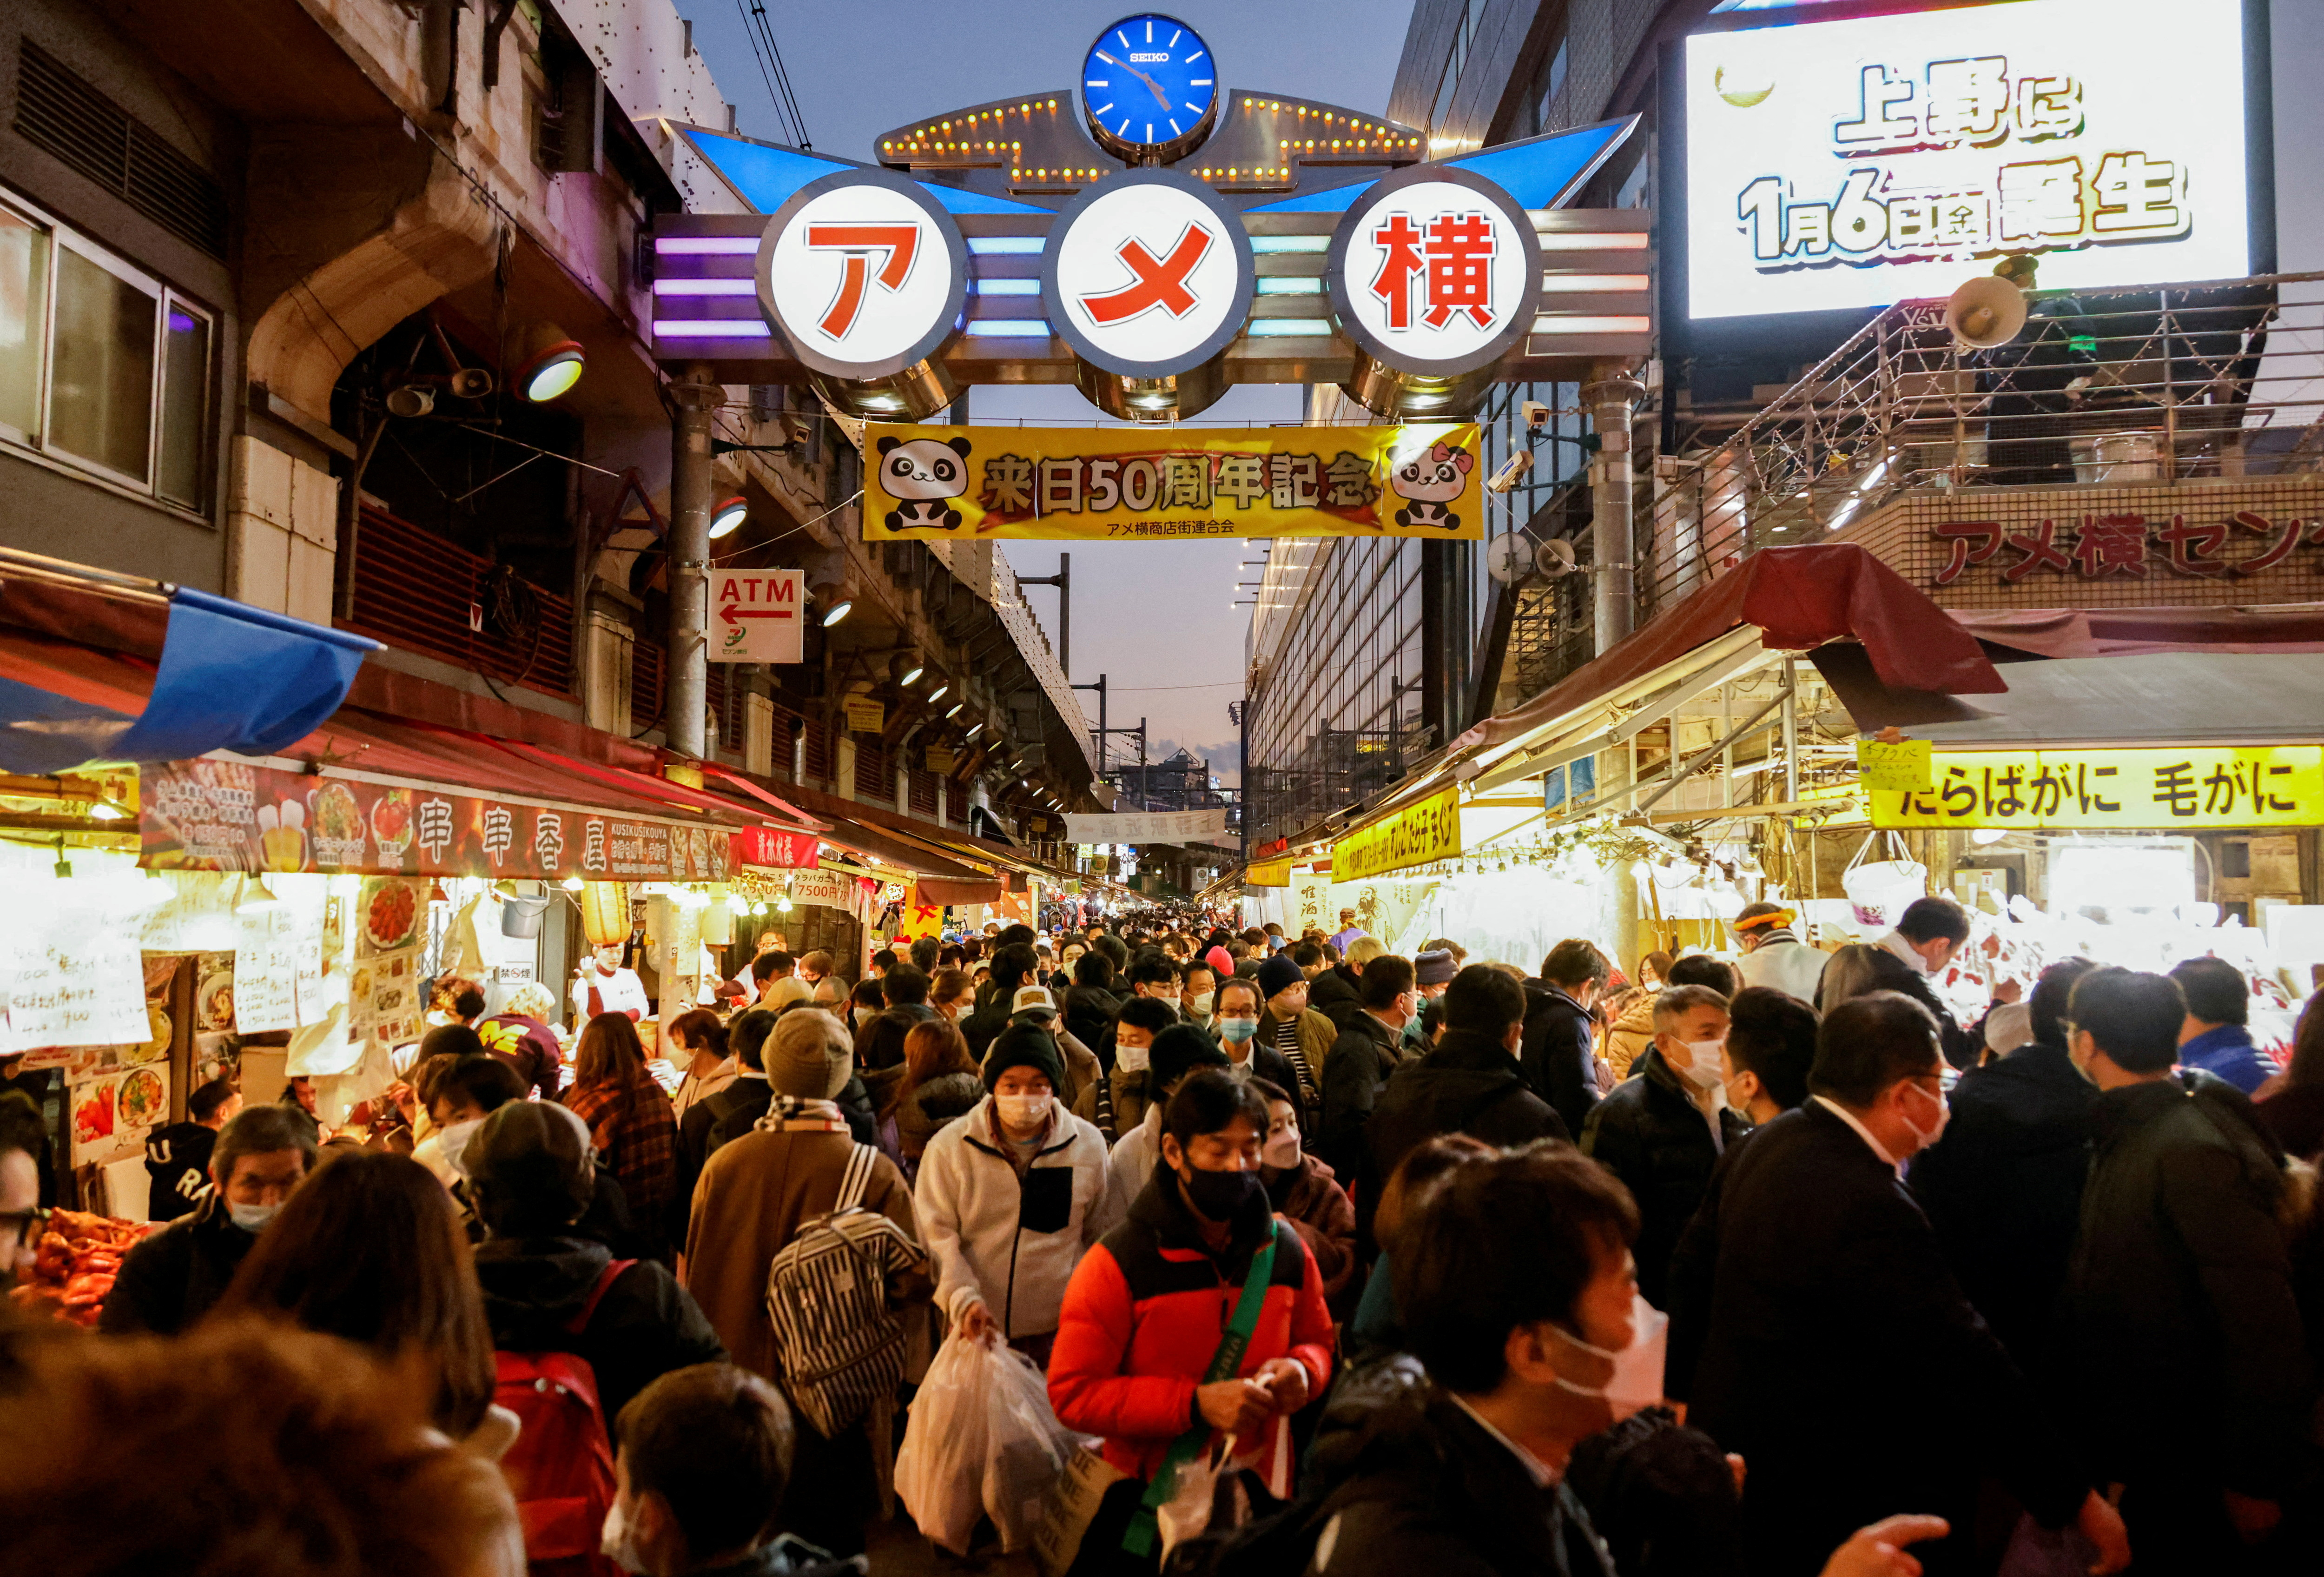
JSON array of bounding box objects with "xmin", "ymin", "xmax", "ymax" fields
[{"xmin": 914, "ymin": 1093, "xmax": 1114, "ymax": 1339}]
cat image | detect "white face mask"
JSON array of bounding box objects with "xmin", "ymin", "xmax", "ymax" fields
[
  {"xmin": 1261, "ymin": 1127, "xmax": 1301, "ymax": 1169},
  {"xmin": 436, "ymin": 1116, "xmax": 485, "ymax": 1181},
  {"xmin": 1188, "ymin": 990, "xmax": 1215, "ymax": 1018},
  {"xmin": 1674, "ymin": 1038, "xmax": 1727, "ymax": 1091},
  {"xmin": 600, "ymin": 1492, "xmax": 648, "ymax": 1573},
  {"xmin": 227, "ymin": 1200, "xmax": 279, "ymax": 1232},
  {"xmin": 994, "ymin": 1092, "xmax": 1052, "ymax": 1130},
  {"xmin": 1900, "ymin": 1080, "xmax": 1950, "ymax": 1151},
  {"xmin": 1552, "ymin": 1293, "xmax": 1668, "ymax": 1426},
  {"xmin": 1114, "ymin": 1040, "xmax": 1151, "ymax": 1073}
]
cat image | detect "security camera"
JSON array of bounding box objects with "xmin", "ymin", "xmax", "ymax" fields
[
  {"xmin": 1486, "ymin": 451, "xmax": 1534, "ymax": 494},
  {"xmin": 1521, "ymin": 400, "xmax": 1551, "ymax": 430}
]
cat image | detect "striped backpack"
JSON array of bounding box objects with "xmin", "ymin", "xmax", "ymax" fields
[{"xmin": 764, "ymin": 1142, "xmax": 924, "ymax": 1438}]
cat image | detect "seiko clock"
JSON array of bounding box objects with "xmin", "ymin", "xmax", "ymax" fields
[{"xmin": 1081, "ymin": 13, "xmax": 1219, "ymax": 166}]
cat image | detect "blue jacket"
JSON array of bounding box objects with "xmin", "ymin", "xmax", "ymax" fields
[{"xmin": 2177, "ymin": 1023, "xmax": 2274, "ymax": 1094}]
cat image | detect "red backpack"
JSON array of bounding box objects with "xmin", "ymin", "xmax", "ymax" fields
[{"xmin": 494, "ymin": 1259, "xmax": 634, "ymax": 1577}]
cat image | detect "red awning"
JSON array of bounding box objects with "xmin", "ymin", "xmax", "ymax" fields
[
  {"xmin": 1467, "ymin": 543, "xmax": 2007, "ymax": 753},
  {"xmin": 700, "ymin": 762, "xmax": 820, "ymax": 827},
  {"xmin": 1956, "ymin": 603, "xmax": 2324, "ymax": 659}
]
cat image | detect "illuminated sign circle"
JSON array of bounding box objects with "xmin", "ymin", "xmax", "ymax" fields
[
  {"xmin": 755, "ymin": 168, "xmax": 968, "ymax": 380},
  {"xmin": 1039, "ymin": 168, "xmax": 1254, "ymax": 378},
  {"xmin": 1325, "ymin": 163, "xmax": 1543, "ymax": 378}
]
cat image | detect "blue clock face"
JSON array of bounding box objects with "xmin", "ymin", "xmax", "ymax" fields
[{"xmin": 1082, "ymin": 14, "xmax": 1218, "ymax": 159}]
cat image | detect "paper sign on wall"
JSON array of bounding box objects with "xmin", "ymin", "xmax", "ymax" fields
[
  {"xmin": 0, "ymin": 899, "xmax": 152, "ymax": 1054},
  {"xmin": 1856, "ymin": 738, "xmax": 1934, "ymax": 792}
]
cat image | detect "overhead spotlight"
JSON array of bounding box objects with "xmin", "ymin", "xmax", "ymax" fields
[
  {"xmin": 820, "ymin": 598, "xmax": 853, "ymax": 628},
  {"xmin": 927, "ymin": 683, "xmax": 949, "ymax": 703},
  {"xmin": 945, "ymin": 703, "xmax": 964, "ymax": 719},
  {"xmin": 561, "ymin": 874, "xmax": 585, "ymax": 891},
  {"xmin": 777, "ymin": 893, "xmax": 793, "ymax": 913},
  {"xmin": 385, "ymin": 384, "xmax": 435, "ymax": 418},
  {"xmin": 709, "ymin": 495, "xmax": 748, "ymax": 539},
  {"xmin": 508, "ymin": 321, "xmax": 585, "ymax": 402},
  {"xmin": 901, "ymin": 662, "xmax": 925, "ymax": 686},
  {"xmin": 965, "ymin": 723, "xmax": 984, "ymax": 739}
]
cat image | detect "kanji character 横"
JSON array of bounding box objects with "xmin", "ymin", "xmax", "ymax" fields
[
  {"xmin": 2091, "ymin": 152, "xmax": 2185, "ymax": 237},
  {"xmin": 2071, "ymin": 514, "xmax": 2149, "ymax": 578},
  {"xmin": 2151, "ymin": 761, "xmax": 2199, "ymax": 818},
  {"xmin": 2074, "ymin": 764, "xmax": 2122, "ymax": 814},
  {"xmin": 1998, "ymin": 158, "xmax": 2084, "ymax": 244},
  {"xmin": 1924, "ymin": 56, "xmax": 2009, "ymax": 146},
  {"xmin": 1834, "ymin": 64, "xmax": 1918, "ymax": 149},
  {"xmin": 1037, "ymin": 455, "xmax": 1085, "ymax": 515},
  {"xmin": 2001, "ymin": 518, "xmax": 2071, "ymax": 581},
  {"xmin": 1164, "ymin": 455, "xmax": 1211, "ymax": 510},
  {"xmin": 2230, "ymin": 509, "xmax": 2312, "ymax": 575},
  {"xmin": 2201, "ymin": 760, "xmax": 2248, "ymax": 816},
  {"xmin": 1216, "ymin": 452, "xmax": 1267, "ymax": 509},
  {"xmin": 981, "ymin": 454, "xmax": 1035, "ymax": 515},
  {"xmin": 2014, "ymin": 74, "xmax": 2084, "ymax": 142},
  {"xmin": 2157, "ymin": 513, "xmax": 2229, "ymax": 577},
  {"xmin": 1369, "ymin": 213, "xmax": 1426, "ymax": 329},
  {"xmin": 1422, "ymin": 211, "xmax": 1499, "ymax": 330},
  {"xmin": 1269, "ymin": 453, "xmax": 1320, "ymax": 510},
  {"xmin": 1933, "ymin": 520, "xmax": 2004, "ymax": 585},
  {"xmin": 1324, "ymin": 451, "xmax": 1379, "ymax": 510}
]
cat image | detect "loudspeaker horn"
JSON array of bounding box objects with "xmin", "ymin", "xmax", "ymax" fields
[
  {"xmin": 1535, "ymin": 537, "xmax": 1578, "ymax": 577},
  {"xmin": 1944, "ymin": 275, "xmax": 2027, "ymax": 350},
  {"xmin": 448, "ymin": 366, "xmax": 495, "ymax": 399}
]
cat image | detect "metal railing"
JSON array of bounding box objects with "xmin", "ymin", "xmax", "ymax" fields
[{"xmin": 1638, "ymin": 270, "xmax": 2324, "ymax": 619}]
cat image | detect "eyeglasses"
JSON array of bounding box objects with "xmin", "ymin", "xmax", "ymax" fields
[{"xmin": 2, "ymin": 1207, "xmax": 51, "ymax": 1249}]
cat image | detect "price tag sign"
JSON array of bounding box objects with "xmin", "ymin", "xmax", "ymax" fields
[{"xmin": 1857, "ymin": 737, "xmax": 1934, "ymax": 792}]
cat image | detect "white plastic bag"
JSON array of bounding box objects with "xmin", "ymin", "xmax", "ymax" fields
[
  {"xmin": 1155, "ymin": 1435, "xmax": 1253, "ymax": 1559},
  {"xmin": 1842, "ymin": 832, "xmax": 1927, "ymax": 931},
  {"xmin": 894, "ymin": 1333, "xmax": 991, "ymax": 1554},
  {"xmin": 981, "ymin": 1342, "xmax": 1080, "ymax": 1552}
]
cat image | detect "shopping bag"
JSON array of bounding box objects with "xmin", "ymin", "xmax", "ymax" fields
[
  {"xmin": 1842, "ymin": 832, "xmax": 1927, "ymax": 931},
  {"xmin": 983, "ymin": 1341, "xmax": 1082, "ymax": 1552},
  {"xmin": 893, "ymin": 1332, "xmax": 991, "ymax": 1555},
  {"xmin": 1155, "ymin": 1436, "xmax": 1252, "ymax": 1560},
  {"xmin": 1032, "ymin": 1442, "xmax": 1131, "ymax": 1577}
]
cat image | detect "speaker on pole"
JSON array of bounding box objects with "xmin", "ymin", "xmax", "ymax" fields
[{"xmin": 1945, "ymin": 275, "xmax": 2028, "ymax": 350}]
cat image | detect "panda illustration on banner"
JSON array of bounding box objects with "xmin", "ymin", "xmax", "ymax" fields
[
  {"xmin": 1390, "ymin": 440, "xmax": 1473, "ymax": 531},
  {"xmin": 877, "ymin": 433, "xmax": 972, "ymax": 531}
]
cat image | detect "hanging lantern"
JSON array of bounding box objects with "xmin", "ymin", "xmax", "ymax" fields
[
  {"xmin": 579, "ymin": 881, "xmax": 630, "ymax": 946},
  {"xmin": 701, "ymin": 896, "xmax": 735, "ymax": 946}
]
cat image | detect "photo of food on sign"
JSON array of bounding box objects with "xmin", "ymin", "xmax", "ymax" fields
[{"xmin": 865, "ymin": 422, "xmax": 1484, "ymax": 540}]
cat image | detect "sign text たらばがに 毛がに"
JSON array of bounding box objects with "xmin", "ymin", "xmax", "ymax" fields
[{"xmin": 1870, "ymin": 747, "xmax": 2323, "ymax": 831}]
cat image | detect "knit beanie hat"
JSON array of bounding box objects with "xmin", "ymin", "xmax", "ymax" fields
[
  {"xmin": 763, "ymin": 1008, "xmax": 852, "ymax": 1100},
  {"xmin": 1256, "ymin": 952, "xmax": 1305, "ymax": 1001},
  {"xmin": 1414, "ymin": 949, "xmax": 1457, "ymax": 987},
  {"xmin": 466, "ymin": 1101, "xmax": 594, "ymax": 1236},
  {"xmin": 983, "ymin": 1020, "xmax": 1066, "ymax": 1092}
]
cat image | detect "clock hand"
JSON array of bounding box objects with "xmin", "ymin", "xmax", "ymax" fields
[{"xmin": 1096, "ymin": 50, "xmax": 1175, "ymax": 113}]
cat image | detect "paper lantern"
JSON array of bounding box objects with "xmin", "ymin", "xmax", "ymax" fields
[
  {"xmin": 700, "ymin": 896, "xmax": 734, "ymax": 946},
  {"xmin": 579, "ymin": 881, "xmax": 630, "ymax": 946}
]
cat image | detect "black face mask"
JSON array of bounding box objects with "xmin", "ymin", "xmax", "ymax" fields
[{"xmin": 1179, "ymin": 1163, "xmax": 1263, "ymax": 1221}]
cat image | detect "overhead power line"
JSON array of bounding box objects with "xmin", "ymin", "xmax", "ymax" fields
[{"xmin": 734, "ymin": 0, "xmax": 811, "ymax": 148}]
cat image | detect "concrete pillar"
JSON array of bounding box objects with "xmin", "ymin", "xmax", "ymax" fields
[
  {"xmin": 667, "ymin": 364, "xmax": 720, "ymax": 757},
  {"xmin": 1585, "ymin": 367, "xmax": 1646, "ymax": 656},
  {"xmin": 225, "ymin": 435, "xmax": 338, "ymax": 621}
]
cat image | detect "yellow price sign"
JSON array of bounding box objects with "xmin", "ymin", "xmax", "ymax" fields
[
  {"xmin": 1869, "ymin": 747, "xmax": 2324, "ymax": 830},
  {"xmin": 1333, "ymin": 787, "xmax": 1461, "ymax": 881}
]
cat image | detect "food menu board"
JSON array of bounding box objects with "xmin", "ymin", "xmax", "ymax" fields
[
  {"xmin": 0, "ymin": 899, "xmax": 153, "ymax": 1055},
  {"xmin": 70, "ymin": 1063, "xmax": 169, "ymax": 1166},
  {"xmin": 141, "ymin": 758, "xmax": 734, "ymax": 883},
  {"xmin": 233, "ymin": 883, "xmax": 328, "ymax": 1035}
]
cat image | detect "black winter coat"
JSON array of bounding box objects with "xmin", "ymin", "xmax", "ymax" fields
[
  {"xmin": 1363, "ymin": 1028, "xmax": 1568, "ymax": 1246},
  {"xmin": 1673, "ymin": 1102, "xmax": 2088, "ymax": 1576},
  {"xmin": 474, "ymin": 1233, "xmax": 727, "ymax": 1426},
  {"xmin": 1578, "ymin": 1047, "xmax": 1747, "ymax": 1308},
  {"xmin": 1309, "ymin": 966, "xmax": 1365, "ymax": 1034},
  {"xmin": 1319, "ymin": 1012, "xmax": 1407, "ymax": 1181},
  {"xmin": 1063, "ymin": 984, "xmax": 1120, "ymax": 1053},
  {"xmin": 2054, "ymin": 1074, "xmax": 2311, "ymax": 1497},
  {"xmin": 854, "ymin": 1002, "xmax": 934, "ymax": 1077},
  {"xmin": 1826, "ymin": 946, "xmax": 1980, "ymax": 1070},
  {"xmin": 1519, "ymin": 982, "xmax": 1601, "ymax": 1136},
  {"xmin": 1907, "ymin": 1039, "xmax": 2093, "ymax": 1372},
  {"xmin": 98, "ymin": 1195, "xmax": 256, "ymax": 1335}
]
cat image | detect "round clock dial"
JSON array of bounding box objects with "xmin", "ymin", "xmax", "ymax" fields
[{"xmin": 1081, "ymin": 13, "xmax": 1219, "ymax": 165}]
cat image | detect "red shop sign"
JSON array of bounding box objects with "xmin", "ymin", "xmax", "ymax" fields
[{"xmin": 731, "ymin": 825, "xmax": 819, "ymax": 869}]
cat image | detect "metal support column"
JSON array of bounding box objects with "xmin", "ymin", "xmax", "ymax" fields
[
  {"xmin": 1018, "ymin": 554, "xmax": 1071, "ymax": 676},
  {"xmin": 1585, "ymin": 365, "xmax": 1646, "ymax": 657},
  {"xmin": 1781, "ymin": 656, "xmax": 1800, "ymax": 804},
  {"xmin": 668, "ymin": 363, "xmax": 721, "ymax": 757}
]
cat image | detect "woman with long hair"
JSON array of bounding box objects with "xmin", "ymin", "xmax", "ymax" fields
[
  {"xmin": 213, "ymin": 1150, "xmax": 499, "ymax": 1445},
  {"xmin": 562, "ymin": 1011, "xmax": 679, "ymax": 1259},
  {"xmin": 891, "ymin": 1016, "xmax": 984, "ymax": 1166},
  {"xmin": 2258, "ymin": 992, "xmax": 2324, "ymax": 1160}
]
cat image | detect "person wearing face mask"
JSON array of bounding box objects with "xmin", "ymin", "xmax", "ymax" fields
[
  {"xmin": 1076, "ymin": 995, "xmax": 1176, "ymax": 1144},
  {"xmin": 1521, "ymin": 939, "xmax": 1616, "ymax": 1136},
  {"xmin": 1820, "ymin": 895, "xmax": 1985, "ymax": 1071},
  {"xmin": 1318, "ymin": 954, "xmax": 1417, "ymax": 1182},
  {"xmin": 413, "ymin": 1050, "xmax": 528, "ymax": 1200},
  {"xmin": 1181, "ymin": 961, "xmax": 1220, "ymax": 1034},
  {"xmin": 1253, "ymin": 1079, "xmax": 1357, "ymax": 1313},
  {"xmin": 1009, "ymin": 982, "xmax": 1105, "ymax": 1110},
  {"xmin": 100, "ymin": 1103, "xmax": 317, "ymax": 1335},
  {"xmin": 601, "ymin": 1364, "xmax": 860, "ymax": 1577},
  {"xmin": 2053, "ymin": 967, "xmax": 2309, "ymax": 1570},
  {"xmin": 1100, "ymin": 1024, "xmax": 1233, "ymax": 1231},
  {"xmin": 1578, "ymin": 985, "xmax": 1747, "ymax": 1310},
  {"xmin": 927, "ymin": 965, "xmax": 977, "ymax": 1029},
  {"xmin": 1677, "ymin": 991, "xmax": 2130, "ymax": 1577},
  {"xmin": 1048, "ymin": 1071, "xmax": 1336, "ymax": 1542},
  {"xmin": 690, "ymin": 1010, "xmax": 780, "ymax": 1170},
  {"xmin": 916, "ymin": 1020, "xmax": 1112, "ymax": 1365},
  {"xmin": 1235, "ymin": 967, "xmax": 1317, "ymax": 1114}
]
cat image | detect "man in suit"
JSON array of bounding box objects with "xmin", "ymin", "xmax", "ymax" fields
[
  {"xmin": 1822, "ymin": 895, "xmax": 1986, "ymax": 1069},
  {"xmin": 1674, "ymin": 990, "xmax": 2128, "ymax": 1577}
]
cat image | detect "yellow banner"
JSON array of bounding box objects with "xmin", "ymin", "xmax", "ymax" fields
[
  {"xmin": 1334, "ymin": 786, "xmax": 1462, "ymax": 881},
  {"xmin": 1247, "ymin": 857, "xmax": 1291, "ymax": 888},
  {"xmin": 1869, "ymin": 747, "xmax": 2324, "ymax": 831},
  {"xmin": 865, "ymin": 423, "xmax": 1486, "ymax": 541}
]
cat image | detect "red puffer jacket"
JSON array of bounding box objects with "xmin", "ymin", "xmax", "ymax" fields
[{"xmin": 1047, "ymin": 1168, "xmax": 1336, "ymax": 1483}]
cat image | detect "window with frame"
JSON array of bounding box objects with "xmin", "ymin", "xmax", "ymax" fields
[{"xmin": 0, "ymin": 191, "xmax": 213, "ymax": 510}]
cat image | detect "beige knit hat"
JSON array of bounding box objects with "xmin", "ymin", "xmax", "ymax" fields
[{"xmin": 763, "ymin": 1008, "xmax": 852, "ymax": 1100}]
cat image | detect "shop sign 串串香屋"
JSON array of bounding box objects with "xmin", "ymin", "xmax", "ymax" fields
[
  {"xmin": 1333, "ymin": 786, "xmax": 1461, "ymax": 881},
  {"xmin": 865, "ymin": 422, "xmax": 1484, "ymax": 541},
  {"xmin": 1870, "ymin": 747, "xmax": 2323, "ymax": 831},
  {"xmin": 140, "ymin": 759, "xmax": 733, "ymax": 881}
]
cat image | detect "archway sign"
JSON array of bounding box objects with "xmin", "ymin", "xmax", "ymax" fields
[{"xmin": 652, "ymin": 10, "xmax": 1650, "ymax": 438}]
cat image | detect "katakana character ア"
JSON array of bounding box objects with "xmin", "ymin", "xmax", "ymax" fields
[
  {"xmin": 981, "ymin": 454, "xmax": 1035, "ymax": 515},
  {"xmin": 2151, "ymin": 762, "xmax": 2199, "ymax": 818},
  {"xmin": 1939, "ymin": 767, "xmax": 1979, "ymax": 820},
  {"xmin": 1985, "ymin": 765, "xmax": 2027, "ymax": 818},
  {"xmin": 1269, "ymin": 453, "xmax": 1320, "ymax": 510},
  {"xmin": 1037, "ymin": 455, "xmax": 1084, "ymax": 514},
  {"xmin": 1835, "ymin": 64, "xmax": 1918, "ymax": 149},
  {"xmin": 2230, "ymin": 509, "xmax": 2312, "ymax": 576},
  {"xmin": 1422, "ymin": 211, "xmax": 1499, "ymax": 330},
  {"xmin": 1325, "ymin": 451, "xmax": 1379, "ymax": 510},
  {"xmin": 1933, "ymin": 520, "xmax": 2004, "ymax": 585},
  {"xmin": 2075, "ymin": 764, "xmax": 2122, "ymax": 814},
  {"xmin": 1930, "ymin": 192, "xmax": 1991, "ymax": 251},
  {"xmin": 2201, "ymin": 760, "xmax": 2248, "ymax": 816},
  {"xmin": 2262, "ymin": 764, "xmax": 2299, "ymax": 813},
  {"xmin": 1925, "ymin": 56, "xmax": 2009, "ymax": 146},
  {"xmin": 2071, "ymin": 514, "xmax": 2149, "ymax": 578},
  {"xmin": 1998, "ymin": 158, "xmax": 2085, "ymax": 244},
  {"xmin": 2157, "ymin": 513, "xmax": 2229, "ymax": 577},
  {"xmin": 2091, "ymin": 152, "xmax": 2185, "ymax": 237},
  {"xmin": 1165, "ymin": 456, "xmax": 1211, "ymax": 510},
  {"xmin": 2014, "ymin": 75, "xmax": 2084, "ymax": 142},
  {"xmin": 2027, "ymin": 764, "xmax": 2066, "ymax": 817},
  {"xmin": 1369, "ymin": 213, "xmax": 1426, "ymax": 330},
  {"xmin": 1216, "ymin": 453, "xmax": 1267, "ymax": 509},
  {"xmin": 2002, "ymin": 518, "xmax": 2071, "ymax": 581}
]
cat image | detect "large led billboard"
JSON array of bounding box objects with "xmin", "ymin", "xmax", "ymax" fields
[{"xmin": 1682, "ymin": 0, "xmax": 2253, "ymax": 321}]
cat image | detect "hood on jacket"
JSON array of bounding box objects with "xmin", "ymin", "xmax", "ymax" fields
[
  {"xmin": 472, "ymin": 1233, "xmax": 615, "ymax": 1344},
  {"xmin": 1127, "ymin": 1151, "xmax": 1277, "ymax": 1271},
  {"xmin": 1310, "ymin": 967, "xmax": 1365, "ymax": 1029}
]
